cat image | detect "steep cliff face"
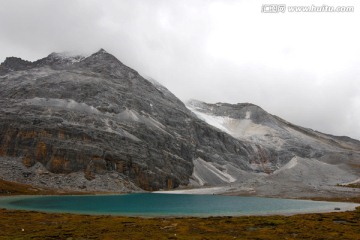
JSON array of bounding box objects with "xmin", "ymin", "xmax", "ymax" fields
[{"xmin": 0, "ymin": 49, "xmax": 276, "ymax": 191}]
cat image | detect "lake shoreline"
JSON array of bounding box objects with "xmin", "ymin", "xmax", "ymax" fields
[
  {"xmin": 0, "ymin": 178, "xmax": 359, "ymax": 217},
  {"xmin": 1, "ymin": 178, "xmax": 360, "ymax": 239},
  {"xmin": 0, "ymin": 193, "xmax": 359, "ymax": 218}
]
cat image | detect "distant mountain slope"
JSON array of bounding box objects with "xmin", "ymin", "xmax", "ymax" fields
[
  {"xmin": 187, "ymin": 99, "xmax": 360, "ymax": 157},
  {"xmin": 186, "ymin": 100, "xmax": 360, "ymax": 194}
]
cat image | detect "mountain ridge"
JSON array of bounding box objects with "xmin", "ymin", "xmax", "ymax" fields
[
  {"xmin": 0, "ymin": 49, "xmax": 359, "ymax": 198},
  {"xmin": 0, "ymin": 49, "xmax": 277, "ymax": 192}
]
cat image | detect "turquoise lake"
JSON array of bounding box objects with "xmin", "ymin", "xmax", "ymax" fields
[{"xmin": 0, "ymin": 193, "xmax": 356, "ymax": 217}]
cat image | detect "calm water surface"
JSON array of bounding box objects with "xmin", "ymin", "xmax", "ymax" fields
[{"xmin": 0, "ymin": 193, "xmax": 355, "ymax": 217}]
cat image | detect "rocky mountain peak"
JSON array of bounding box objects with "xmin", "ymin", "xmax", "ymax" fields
[
  {"xmin": 87, "ymin": 48, "xmax": 114, "ymax": 59},
  {"xmin": 0, "ymin": 57, "xmax": 33, "ymax": 74},
  {"xmin": 80, "ymin": 48, "xmax": 122, "ymax": 65},
  {"xmin": 77, "ymin": 49, "xmax": 139, "ymax": 79},
  {"xmin": 96, "ymin": 48, "xmax": 108, "ymax": 54},
  {"xmin": 0, "ymin": 51, "xmax": 87, "ymax": 75},
  {"xmin": 2, "ymin": 56, "xmax": 32, "ymax": 68},
  {"xmin": 34, "ymin": 52, "xmax": 86, "ymax": 67}
]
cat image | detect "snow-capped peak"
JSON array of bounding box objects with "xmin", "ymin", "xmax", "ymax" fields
[{"xmin": 46, "ymin": 52, "xmax": 87, "ymax": 64}]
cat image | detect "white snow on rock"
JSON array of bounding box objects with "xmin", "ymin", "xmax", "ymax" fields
[
  {"xmin": 187, "ymin": 106, "xmax": 231, "ymax": 134},
  {"xmin": 187, "ymin": 105, "xmax": 283, "ymax": 148},
  {"xmin": 47, "ymin": 52, "xmax": 87, "ymax": 64}
]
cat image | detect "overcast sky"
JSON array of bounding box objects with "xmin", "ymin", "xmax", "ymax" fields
[{"xmin": 1, "ymin": 0, "xmax": 359, "ymax": 139}]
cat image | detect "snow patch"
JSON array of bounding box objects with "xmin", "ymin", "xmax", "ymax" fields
[
  {"xmin": 187, "ymin": 106, "xmax": 231, "ymax": 134},
  {"xmin": 48, "ymin": 52, "xmax": 87, "ymax": 64},
  {"xmin": 187, "ymin": 105, "xmax": 283, "ymax": 148}
]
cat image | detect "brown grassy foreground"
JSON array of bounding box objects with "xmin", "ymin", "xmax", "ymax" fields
[
  {"xmin": 0, "ymin": 179, "xmax": 58, "ymax": 195},
  {"xmin": 1, "ymin": 179, "xmax": 360, "ymax": 240}
]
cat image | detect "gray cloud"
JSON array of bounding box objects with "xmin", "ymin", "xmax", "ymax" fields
[{"xmin": 1, "ymin": 0, "xmax": 359, "ymax": 139}]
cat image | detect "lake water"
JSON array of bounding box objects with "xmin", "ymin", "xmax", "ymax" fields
[{"xmin": 0, "ymin": 193, "xmax": 356, "ymax": 217}]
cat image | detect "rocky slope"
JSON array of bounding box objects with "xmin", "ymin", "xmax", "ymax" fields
[
  {"xmin": 187, "ymin": 100, "xmax": 360, "ymax": 165},
  {"xmin": 0, "ymin": 49, "xmax": 278, "ymax": 192},
  {"xmin": 185, "ymin": 100, "xmax": 360, "ymax": 197},
  {"xmin": 0, "ymin": 49, "xmax": 359, "ymax": 197}
]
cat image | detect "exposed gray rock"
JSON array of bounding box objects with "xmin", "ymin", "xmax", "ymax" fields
[
  {"xmin": 186, "ymin": 99, "xmax": 360, "ymax": 195},
  {"xmin": 187, "ymin": 99, "xmax": 360, "ymax": 168},
  {"xmin": 0, "ymin": 49, "xmax": 275, "ymax": 191},
  {"xmin": 1, "ymin": 49, "xmax": 359, "ymax": 197},
  {"xmin": 0, "ymin": 156, "xmax": 141, "ymax": 192}
]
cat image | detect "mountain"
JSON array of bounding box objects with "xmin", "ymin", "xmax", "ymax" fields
[
  {"xmin": 186, "ymin": 100, "xmax": 360, "ymax": 197},
  {"xmin": 187, "ymin": 99, "xmax": 360, "ymax": 161},
  {"xmin": 0, "ymin": 49, "xmax": 275, "ymax": 192},
  {"xmin": 0, "ymin": 49, "xmax": 359, "ymax": 198}
]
